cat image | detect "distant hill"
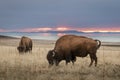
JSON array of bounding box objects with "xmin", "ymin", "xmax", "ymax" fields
[{"xmin": 0, "ymin": 35, "xmax": 18, "ymax": 39}]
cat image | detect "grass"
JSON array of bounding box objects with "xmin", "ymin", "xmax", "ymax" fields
[{"xmin": 0, "ymin": 40, "xmax": 120, "ymax": 80}]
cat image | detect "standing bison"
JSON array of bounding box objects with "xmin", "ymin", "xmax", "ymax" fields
[
  {"xmin": 47, "ymin": 35, "xmax": 101, "ymax": 67},
  {"xmin": 17, "ymin": 36, "xmax": 33, "ymax": 53}
]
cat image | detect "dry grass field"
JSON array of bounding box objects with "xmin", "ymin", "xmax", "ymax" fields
[{"xmin": 0, "ymin": 38, "xmax": 120, "ymax": 80}]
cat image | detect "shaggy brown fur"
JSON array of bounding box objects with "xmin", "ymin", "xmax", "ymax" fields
[
  {"xmin": 47, "ymin": 35, "xmax": 101, "ymax": 67},
  {"xmin": 17, "ymin": 36, "xmax": 32, "ymax": 53}
]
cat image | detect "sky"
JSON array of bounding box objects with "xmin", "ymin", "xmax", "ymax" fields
[{"xmin": 0, "ymin": 0, "xmax": 120, "ymax": 32}]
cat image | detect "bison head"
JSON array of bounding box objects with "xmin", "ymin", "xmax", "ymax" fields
[
  {"xmin": 47, "ymin": 50, "xmax": 56, "ymax": 66},
  {"xmin": 17, "ymin": 46, "xmax": 24, "ymax": 53}
]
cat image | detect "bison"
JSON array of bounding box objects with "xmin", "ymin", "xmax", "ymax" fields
[
  {"xmin": 17, "ymin": 36, "xmax": 33, "ymax": 53},
  {"xmin": 47, "ymin": 35, "xmax": 101, "ymax": 67}
]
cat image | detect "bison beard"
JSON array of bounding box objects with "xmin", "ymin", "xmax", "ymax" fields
[{"xmin": 47, "ymin": 35, "xmax": 101, "ymax": 67}]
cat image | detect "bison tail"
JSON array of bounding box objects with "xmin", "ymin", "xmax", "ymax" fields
[{"xmin": 95, "ymin": 39, "xmax": 101, "ymax": 49}]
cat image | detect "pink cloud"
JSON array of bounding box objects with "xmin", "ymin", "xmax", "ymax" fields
[
  {"xmin": 17, "ymin": 26, "xmax": 72, "ymax": 32},
  {"xmin": 77, "ymin": 27, "xmax": 120, "ymax": 32},
  {"xmin": 0, "ymin": 26, "xmax": 120, "ymax": 32},
  {"xmin": 18, "ymin": 27, "xmax": 52, "ymax": 32},
  {"xmin": 17, "ymin": 27, "xmax": 120, "ymax": 32},
  {"xmin": 56, "ymin": 27, "xmax": 70, "ymax": 31}
]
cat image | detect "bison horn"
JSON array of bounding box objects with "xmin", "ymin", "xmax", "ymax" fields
[{"xmin": 52, "ymin": 51, "xmax": 56, "ymax": 57}]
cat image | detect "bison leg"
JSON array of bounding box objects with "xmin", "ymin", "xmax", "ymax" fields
[
  {"xmin": 23, "ymin": 46, "xmax": 26, "ymax": 53},
  {"xmin": 93, "ymin": 54, "xmax": 97, "ymax": 67},
  {"xmin": 71, "ymin": 56, "xmax": 76, "ymax": 65},
  {"xmin": 29, "ymin": 47, "xmax": 32, "ymax": 53},
  {"xmin": 54, "ymin": 60, "xmax": 60, "ymax": 66},
  {"xmin": 89, "ymin": 54, "xmax": 94, "ymax": 67},
  {"xmin": 65, "ymin": 54, "xmax": 72, "ymax": 65},
  {"xmin": 89, "ymin": 53, "xmax": 97, "ymax": 67},
  {"xmin": 65, "ymin": 58, "xmax": 71, "ymax": 65},
  {"xmin": 28, "ymin": 49, "xmax": 32, "ymax": 53}
]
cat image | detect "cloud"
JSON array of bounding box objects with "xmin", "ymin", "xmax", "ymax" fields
[
  {"xmin": 19, "ymin": 27, "xmax": 52, "ymax": 32},
  {"xmin": 9, "ymin": 26, "xmax": 120, "ymax": 32},
  {"xmin": 0, "ymin": 0, "xmax": 120, "ymax": 29},
  {"xmin": 56, "ymin": 27, "xmax": 69, "ymax": 31}
]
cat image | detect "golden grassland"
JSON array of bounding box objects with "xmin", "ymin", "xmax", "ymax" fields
[{"xmin": 0, "ymin": 38, "xmax": 120, "ymax": 80}]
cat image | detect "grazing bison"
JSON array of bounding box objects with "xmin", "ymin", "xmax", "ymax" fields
[
  {"xmin": 47, "ymin": 35, "xmax": 101, "ymax": 67},
  {"xmin": 17, "ymin": 36, "xmax": 32, "ymax": 53}
]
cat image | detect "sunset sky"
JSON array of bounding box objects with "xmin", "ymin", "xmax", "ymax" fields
[{"xmin": 0, "ymin": 0, "xmax": 120, "ymax": 32}]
